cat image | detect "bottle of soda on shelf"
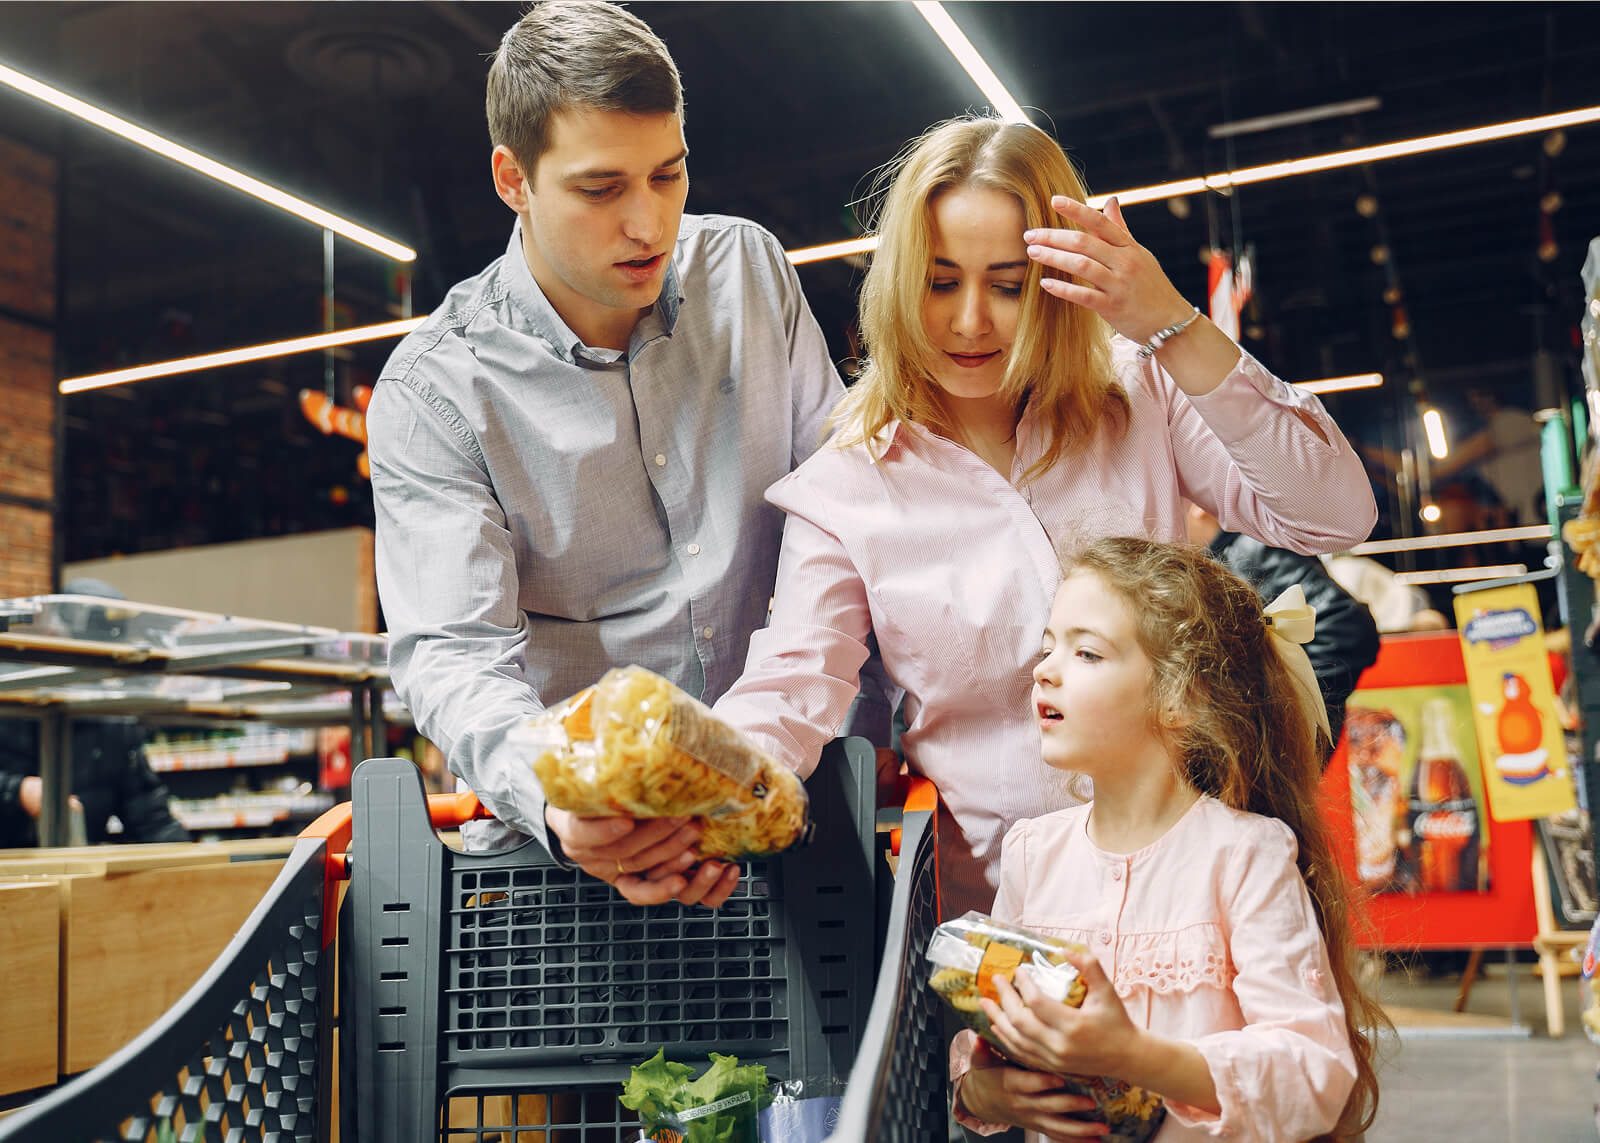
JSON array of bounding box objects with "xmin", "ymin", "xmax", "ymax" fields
[{"xmin": 1408, "ymin": 697, "xmax": 1484, "ymax": 893}]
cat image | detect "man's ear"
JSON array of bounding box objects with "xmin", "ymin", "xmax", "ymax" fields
[{"xmin": 491, "ymin": 144, "xmax": 531, "ymax": 213}]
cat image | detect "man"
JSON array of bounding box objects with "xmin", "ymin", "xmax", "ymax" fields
[
  {"xmin": 1187, "ymin": 504, "xmax": 1381, "ymax": 749},
  {"xmin": 368, "ymin": 1, "xmax": 849, "ymax": 909}
]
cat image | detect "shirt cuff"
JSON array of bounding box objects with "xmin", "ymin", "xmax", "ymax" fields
[{"xmin": 949, "ymin": 1030, "xmax": 1015, "ymax": 1136}]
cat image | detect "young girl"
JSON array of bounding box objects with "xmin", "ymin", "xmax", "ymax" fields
[
  {"xmin": 712, "ymin": 115, "xmax": 1376, "ymax": 920},
  {"xmin": 951, "ymin": 536, "xmax": 1382, "ymax": 1142}
]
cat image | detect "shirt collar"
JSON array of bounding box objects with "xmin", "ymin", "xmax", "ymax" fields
[{"xmin": 501, "ymin": 220, "xmax": 684, "ymax": 366}]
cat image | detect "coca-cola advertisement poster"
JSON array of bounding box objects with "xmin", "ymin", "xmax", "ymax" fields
[{"xmin": 1346, "ymin": 684, "xmax": 1490, "ymax": 896}]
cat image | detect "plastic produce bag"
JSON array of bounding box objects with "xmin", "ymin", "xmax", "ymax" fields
[
  {"xmin": 928, "ymin": 911, "xmax": 1166, "ymax": 1143},
  {"xmin": 518, "ymin": 665, "xmax": 810, "ymax": 859},
  {"xmin": 1582, "ymin": 914, "xmax": 1600, "ymax": 1044},
  {"xmin": 757, "ymin": 1077, "xmax": 845, "ymax": 1142},
  {"xmin": 621, "ymin": 1050, "xmax": 772, "ymax": 1143}
]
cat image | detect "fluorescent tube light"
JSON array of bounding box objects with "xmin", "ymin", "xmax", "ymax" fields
[
  {"xmin": 1208, "ymin": 97, "xmax": 1383, "ymax": 139},
  {"xmin": 1350, "ymin": 524, "xmax": 1550, "ymax": 556},
  {"xmin": 0, "ymin": 60, "xmax": 416, "ymax": 262},
  {"xmin": 1422, "ymin": 408, "xmax": 1449, "ymax": 459},
  {"xmin": 1394, "ymin": 564, "xmax": 1528, "ymax": 586},
  {"xmin": 913, "ymin": 2, "xmax": 1030, "ymax": 124},
  {"xmin": 1293, "ymin": 373, "xmax": 1384, "ymax": 395},
  {"xmin": 788, "ymin": 104, "xmax": 1600, "ymax": 263},
  {"xmin": 60, "ymin": 319, "xmax": 426, "ymax": 394},
  {"xmin": 787, "ymin": 236, "xmax": 879, "ymax": 266}
]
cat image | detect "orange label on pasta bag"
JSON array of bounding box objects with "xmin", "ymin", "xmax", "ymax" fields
[
  {"xmin": 975, "ymin": 942, "xmax": 1025, "ymax": 1002},
  {"xmin": 561, "ymin": 687, "xmax": 596, "ymax": 743},
  {"xmin": 665, "ymin": 695, "xmax": 763, "ymax": 789}
]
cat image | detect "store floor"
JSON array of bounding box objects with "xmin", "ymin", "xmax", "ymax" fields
[{"xmin": 1371, "ymin": 954, "xmax": 1599, "ymax": 1142}]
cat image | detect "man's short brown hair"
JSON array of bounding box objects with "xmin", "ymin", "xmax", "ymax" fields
[{"xmin": 487, "ymin": 1, "xmax": 684, "ymax": 171}]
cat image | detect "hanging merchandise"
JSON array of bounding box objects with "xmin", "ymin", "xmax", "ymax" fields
[
  {"xmin": 299, "ymin": 388, "xmax": 372, "ymax": 479},
  {"xmin": 1454, "ymin": 582, "xmax": 1578, "ymax": 820}
]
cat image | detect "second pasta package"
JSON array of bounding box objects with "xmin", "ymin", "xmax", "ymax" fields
[{"xmin": 517, "ymin": 665, "xmax": 812, "ymax": 860}]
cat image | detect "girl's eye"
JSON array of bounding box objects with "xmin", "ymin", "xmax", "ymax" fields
[
  {"xmin": 995, "ymin": 283, "xmax": 1023, "ymax": 297},
  {"xmin": 930, "ymin": 279, "xmax": 957, "ymax": 293},
  {"xmin": 1075, "ymin": 648, "xmax": 1103, "ymax": 663}
]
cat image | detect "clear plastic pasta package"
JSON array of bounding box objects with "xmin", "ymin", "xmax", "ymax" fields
[
  {"xmin": 515, "ymin": 665, "xmax": 811, "ymax": 860},
  {"xmin": 928, "ymin": 911, "xmax": 1167, "ymax": 1143},
  {"xmin": 1582, "ymin": 913, "xmax": 1600, "ymax": 1044}
]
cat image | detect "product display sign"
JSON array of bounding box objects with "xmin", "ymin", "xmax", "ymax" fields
[
  {"xmin": 1346, "ymin": 685, "xmax": 1491, "ymax": 896},
  {"xmin": 1453, "ymin": 583, "xmax": 1578, "ymax": 822}
]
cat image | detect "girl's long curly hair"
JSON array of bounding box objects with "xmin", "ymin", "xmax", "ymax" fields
[{"xmin": 1063, "ymin": 537, "xmax": 1385, "ymax": 1140}]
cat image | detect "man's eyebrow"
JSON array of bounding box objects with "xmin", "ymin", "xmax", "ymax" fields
[
  {"xmin": 932, "ymin": 257, "xmax": 1029, "ymax": 271},
  {"xmin": 564, "ymin": 150, "xmax": 689, "ymax": 182}
]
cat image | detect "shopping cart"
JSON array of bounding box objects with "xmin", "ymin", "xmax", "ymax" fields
[{"xmin": 0, "ymin": 739, "xmax": 945, "ymax": 1142}]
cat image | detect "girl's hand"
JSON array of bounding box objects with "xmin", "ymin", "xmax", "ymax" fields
[
  {"xmin": 1024, "ymin": 196, "xmax": 1194, "ymax": 345},
  {"xmin": 982, "ymin": 949, "xmax": 1143, "ymax": 1080},
  {"xmin": 958, "ymin": 1039, "xmax": 1108, "ymax": 1139}
]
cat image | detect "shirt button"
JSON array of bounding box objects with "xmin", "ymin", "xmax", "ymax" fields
[
  {"xmin": 653, "ymin": 453, "xmax": 667, "ymax": 467},
  {"xmin": 686, "ymin": 543, "xmax": 701, "ymax": 556},
  {"xmin": 1098, "ymin": 932, "xmax": 1112, "ymax": 946},
  {"xmin": 701, "ymin": 626, "xmax": 715, "ymax": 639}
]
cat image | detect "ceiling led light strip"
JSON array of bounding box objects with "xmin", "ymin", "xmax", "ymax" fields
[
  {"xmin": 60, "ymin": 319, "xmax": 426, "ymax": 394},
  {"xmin": 0, "ymin": 61, "xmax": 416, "ymax": 262},
  {"xmin": 1394, "ymin": 564, "xmax": 1528, "ymax": 586},
  {"xmin": 1292, "ymin": 373, "xmax": 1383, "ymax": 395},
  {"xmin": 912, "ymin": 2, "xmax": 1030, "ymax": 124},
  {"xmin": 1349, "ymin": 524, "xmax": 1551, "ymax": 556},
  {"xmin": 787, "ymin": 104, "xmax": 1600, "ymax": 264}
]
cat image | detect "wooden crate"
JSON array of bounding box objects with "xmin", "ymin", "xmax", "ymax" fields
[
  {"xmin": 58, "ymin": 858, "xmax": 284, "ymax": 1074},
  {"xmin": 0, "ymin": 880, "xmax": 60, "ymax": 1096}
]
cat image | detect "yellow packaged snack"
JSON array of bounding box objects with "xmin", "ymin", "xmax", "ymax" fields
[
  {"xmin": 520, "ymin": 665, "xmax": 810, "ymax": 859},
  {"xmin": 928, "ymin": 912, "xmax": 1166, "ymax": 1143}
]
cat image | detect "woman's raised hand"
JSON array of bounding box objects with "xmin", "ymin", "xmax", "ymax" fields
[{"xmin": 1025, "ymin": 196, "xmax": 1194, "ymax": 345}]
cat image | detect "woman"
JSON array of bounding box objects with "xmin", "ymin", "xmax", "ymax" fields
[{"xmin": 712, "ymin": 116, "xmax": 1376, "ymax": 918}]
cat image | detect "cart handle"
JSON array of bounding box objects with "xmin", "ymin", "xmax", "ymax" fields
[
  {"xmin": 300, "ymin": 789, "xmax": 494, "ymax": 881},
  {"xmin": 889, "ymin": 776, "xmax": 938, "ymax": 857}
]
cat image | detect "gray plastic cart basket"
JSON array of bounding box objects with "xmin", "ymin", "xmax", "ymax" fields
[
  {"xmin": 0, "ymin": 736, "xmax": 936, "ymax": 1142},
  {"xmin": 825, "ymin": 778, "xmax": 944, "ymax": 1142}
]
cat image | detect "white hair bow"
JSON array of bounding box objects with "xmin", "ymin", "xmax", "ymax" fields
[{"xmin": 1262, "ymin": 585, "xmax": 1331, "ymax": 744}]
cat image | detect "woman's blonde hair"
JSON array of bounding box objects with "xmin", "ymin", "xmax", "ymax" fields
[
  {"xmin": 833, "ymin": 115, "xmax": 1127, "ymax": 481},
  {"xmin": 1061, "ymin": 537, "xmax": 1387, "ymax": 1141}
]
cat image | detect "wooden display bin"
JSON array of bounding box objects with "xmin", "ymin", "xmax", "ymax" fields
[
  {"xmin": 0, "ymin": 840, "xmax": 292, "ymax": 1093},
  {"xmin": 0, "ymin": 881, "xmax": 59, "ymax": 1097}
]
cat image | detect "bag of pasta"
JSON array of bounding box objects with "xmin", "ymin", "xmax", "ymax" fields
[
  {"xmin": 929, "ymin": 912, "xmax": 1166, "ymax": 1143},
  {"xmin": 520, "ymin": 665, "xmax": 811, "ymax": 860}
]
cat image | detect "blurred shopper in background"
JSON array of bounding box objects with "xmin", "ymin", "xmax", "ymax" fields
[
  {"xmin": 0, "ymin": 579, "xmax": 188, "ymax": 848},
  {"xmin": 1186, "ymin": 504, "xmax": 1380, "ymax": 749}
]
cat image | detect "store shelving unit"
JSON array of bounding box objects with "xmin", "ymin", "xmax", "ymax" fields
[{"xmin": 0, "ymin": 594, "xmax": 406, "ymax": 844}]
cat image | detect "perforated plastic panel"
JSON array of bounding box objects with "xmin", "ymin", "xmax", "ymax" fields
[
  {"xmin": 445, "ymin": 861, "xmax": 789, "ymax": 1057},
  {"xmin": 824, "ymin": 806, "xmax": 946, "ymax": 1142}
]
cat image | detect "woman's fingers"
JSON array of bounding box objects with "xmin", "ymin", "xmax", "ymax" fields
[{"xmin": 1052, "ymin": 194, "xmax": 1131, "ymax": 243}]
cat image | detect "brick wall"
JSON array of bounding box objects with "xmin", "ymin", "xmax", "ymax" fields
[{"xmin": 0, "ymin": 135, "xmax": 57, "ymax": 597}]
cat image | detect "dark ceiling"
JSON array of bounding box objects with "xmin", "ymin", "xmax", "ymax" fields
[{"xmin": 1, "ymin": 2, "xmax": 1598, "ymax": 565}]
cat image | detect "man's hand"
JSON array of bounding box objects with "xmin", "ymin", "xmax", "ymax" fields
[
  {"xmin": 18, "ymin": 776, "xmax": 82, "ymax": 821},
  {"xmin": 546, "ymin": 807, "xmax": 741, "ymax": 908}
]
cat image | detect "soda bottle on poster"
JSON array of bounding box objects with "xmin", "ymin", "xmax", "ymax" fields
[{"xmin": 1408, "ymin": 698, "xmax": 1484, "ymax": 892}]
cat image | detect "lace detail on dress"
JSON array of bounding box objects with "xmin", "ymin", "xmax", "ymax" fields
[
  {"xmin": 1115, "ymin": 924, "xmax": 1231, "ymax": 997},
  {"xmin": 1014, "ymin": 921, "xmax": 1232, "ymax": 999}
]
